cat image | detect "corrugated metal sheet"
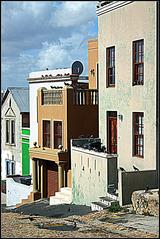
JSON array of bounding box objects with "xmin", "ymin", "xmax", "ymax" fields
[{"xmin": 3, "ymin": 87, "xmax": 29, "ymax": 112}]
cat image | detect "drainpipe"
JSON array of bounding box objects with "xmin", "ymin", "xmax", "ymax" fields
[{"xmin": 156, "ymin": 1, "xmax": 160, "ymax": 187}]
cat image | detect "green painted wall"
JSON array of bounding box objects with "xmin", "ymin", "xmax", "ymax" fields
[{"xmin": 22, "ymin": 128, "xmax": 30, "ymax": 176}]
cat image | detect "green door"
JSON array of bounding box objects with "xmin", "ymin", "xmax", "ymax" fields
[{"xmin": 22, "ymin": 139, "xmax": 30, "ymax": 175}]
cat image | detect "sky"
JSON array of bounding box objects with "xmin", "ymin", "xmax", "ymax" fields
[{"xmin": 1, "ymin": 1, "xmax": 98, "ymax": 90}]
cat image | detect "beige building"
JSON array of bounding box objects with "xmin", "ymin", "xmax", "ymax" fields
[
  {"xmin": 97, "ymin": 1, "xmax": 159, "ymax": 205},
  {"xmin": 88, "ymin": 39, "xmax": 98, "ymax": 89},
  {"xmin": 71, "ymin": 1, "xmax": 159, "ymax": 207}
]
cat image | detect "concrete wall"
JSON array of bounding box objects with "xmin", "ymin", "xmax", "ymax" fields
[
  {"xmin": 6, "ymin": 177, "xmax": 33, "ymax": 207},
  {"xmin": 1, "ymin": 92, "xmax": 22, "ymax": 179},
  {"xmin": 71, "ymin": 146, "xmax": 108, "ymax": 206}
]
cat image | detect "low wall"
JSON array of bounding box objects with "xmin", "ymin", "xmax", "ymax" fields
[
  {"xmin": 131, "ymin": 189, "xmax": 159, "ymax": 216},
  {"xmin": 6, "ymin": 177, "xmax": 33, "ymax": 207}
]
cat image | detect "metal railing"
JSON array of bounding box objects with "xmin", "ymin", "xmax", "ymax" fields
[{"xmin": 42, "ymin": 90, "xmax": 63, "ymax": 105}]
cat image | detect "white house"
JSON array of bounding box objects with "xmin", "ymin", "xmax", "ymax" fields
[{"xmin": 1, "ymin": 87, "xmax": 29, "ymax": 179}]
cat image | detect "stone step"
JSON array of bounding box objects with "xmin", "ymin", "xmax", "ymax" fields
[
  {"xmin": 60, "ymin": 187, "xmax": 72, "ymax": 194},
  {"xmin": 21, "ymin": 198, "xmax": 32, "ymax": 204},
  {"xmin": 50, "ymin": 196, "xmax": 72, "ymax": 205},
  {"xmin": 16, "ymin": 203, "xmax": 22, "ymax": 208},
  {"xmin": 106, "ymin": 192, "xmax": 118, "ymax": 201},
  {"xmin": 28, "ymin": 193, "xmax": 32, "ymax": 201},
  {"xmin": 99, "ymin": 196, "xmax": 118, "ymax": 206},
  {"xmin": 55, "ymin": 191, "xmax": 71, "ymax": 199},
  {"xmin": 91, "ymin": 201, "xmax": 109, "ymax": 211}
]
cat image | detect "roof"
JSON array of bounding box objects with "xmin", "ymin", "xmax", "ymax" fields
[
  {"xmin": 28, "ymin": 68, "xmax": 71, "ymax": 79},
  {"xmin": 2, "ymin": 87, "xmax": 29, "ymax": 113}
]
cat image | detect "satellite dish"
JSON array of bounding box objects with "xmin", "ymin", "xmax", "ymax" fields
[{"xmin": 72, "ymin": 61, "xmax": 83, "ymax": 75}]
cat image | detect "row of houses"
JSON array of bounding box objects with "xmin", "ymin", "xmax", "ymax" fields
[{"xmin": 1, "ymin": 1, "xmax": 159, "ymax": 208}]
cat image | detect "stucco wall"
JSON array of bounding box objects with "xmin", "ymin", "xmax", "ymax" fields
[
  {"xmin": 28, "ymin": 80, "xmax": 74, "ymax": 175},
  {"xmin": 98, "ymin": 1, "xmax": 156, "ymax": 171},
  {"xmin": 1, "ymin": 93, "xmax": 22, "ymax": 179},
  {"xmin": 6, "ymin": 177, "xmax": 33, "ymax": 207},
  {"xmin": 88, "ymin": 39, "xmax": 98, "ymax": 89},
  {"xmin": 71, "ymin": 146, "xmax": 108, "ymax": 206}
]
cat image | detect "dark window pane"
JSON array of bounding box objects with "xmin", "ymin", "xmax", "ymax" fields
[
  {"xmin": 6, "ymin": 161, "xmax": 10, "ymax": 175},
  {"xmin": 133, "ymin": 112, "xmax": 144, "ymax": 157},
  {"xmin": 6, "ymin": 120, "xmax": 10, "ymax": 143},
  {"xmin": 106, "ymin": 46, "xmax": 115, "ymax": 87},
  {"xmin": 133, "ymin": 40, "xmax": 144, "ymax": 85},
  {"xmin": 22, "ymin": 113, "xmax": 30, "ymax": 127},
  {"xmin": 54, "ymin": 121, "xmax": 62, "ymax": 149},
  {"xmin": 43, "ymin": 120, "xmax": 50, "ymax": 148},
  {"xmin": 11, "ymin": 120, "xmax": 15, "ymax": 144}
]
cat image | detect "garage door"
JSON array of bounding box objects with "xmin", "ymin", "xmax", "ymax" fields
[{"xmin": 47, "ymin": 161, "xmax": 58, "ymax": 198}]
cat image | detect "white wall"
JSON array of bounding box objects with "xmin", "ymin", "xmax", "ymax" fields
[
  {"xmin": 71, "ymin": 146, "xmax": 108, "ymax": 206},
  {"xmin": 1, "ymin": 93, "xmax": 22, "ymax": 179},
  {"xmin": 6, "ymin": 177, "xmax": 33, "ymax": 207}
]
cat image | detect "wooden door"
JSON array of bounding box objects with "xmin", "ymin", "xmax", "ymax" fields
[
  {"xmin": 108, "ymin": 116, "xmax": 117, "ymax": 154},
  {"xmin": 47, "ymin": 161, "xmax": 58, "ymax": 198}
]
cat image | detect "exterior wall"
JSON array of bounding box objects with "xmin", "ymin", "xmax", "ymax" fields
[
  {"xmin": 88, "ymin": 39, "xmax": 98, "ymax": 89},
  {"xmin": 1, "ymin": 93, "xmax": 22, "ymax": 179},
  {"xmin": 37, "ymin": 87, "xmax": 98, "ymax": 153},
  {"xmin": 71, "ymin": 146, "xmax": 108, "ymax": 206},
  {"xmin": 98, "ymin": 1, "xmax": 156, "ymax": 172},
  {"xmin": 37, "ymin": 87, "xmax": 68, "ymax": 149},
  {"xmin": 22, "ymin": 128, "xmax": 30, "ymax": 176},
  {"xmin": 6, "ymin": 177, "xmax": 33, "ymax": 207}
]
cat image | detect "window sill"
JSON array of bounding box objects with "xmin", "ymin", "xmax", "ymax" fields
[
  {"xmin": 132, "ymin": 155, "xmax": 144, "ymax": 159},
  {"xmin": 106, "ymin": 85, "xmax": 115, "ymax": 88},
  {"xmin": 5, "ymin": 143, "xmax": 16, "ymax": 146}
]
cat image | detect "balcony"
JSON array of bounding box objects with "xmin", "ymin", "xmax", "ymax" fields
[
  {"xmin": 73, "ymin": 89, "xmax": 98, "ymax": 106},
  {"xmin": 41, "ymin": 87, "xmax": 98, "ymax": 106},
  {"xmin": 29, "ymin": 147, "xmax": 69, "ymax": 164}
]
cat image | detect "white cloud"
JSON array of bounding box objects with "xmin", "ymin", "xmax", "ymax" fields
[
  {"xmin": 36, "ymin": 41, "xmax": 71, "ymax": 69},
  {"xmin": 1, "ymin": 1, "xmax": 97, "ymax": 90},
  {"xmin": 50, "ymin": 1, "xmax": 96, "ymax": 28}
]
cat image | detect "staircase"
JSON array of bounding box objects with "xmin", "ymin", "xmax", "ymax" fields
[
  {"xmin": 91, "ymin": 192, "xmax": 119, "ymax": 211},
  {"xmin": 50, "ymin": 187, "xmax": 72, "ymax": 205},
  {"xmin": 16, "ymin": 192, "xmax": 33, "ymax": 208}
]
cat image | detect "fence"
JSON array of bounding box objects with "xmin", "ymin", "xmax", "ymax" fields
[{"xmin": 121, "ymin": 170, "xmax": 158, "ymax": 205}]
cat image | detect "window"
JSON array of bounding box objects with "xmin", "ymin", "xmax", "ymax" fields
[
  {"xmin": 133, "ymin": 112, "xmax": 144, "ymax": 157},
  {"xmin": 43, "ymin": 120, "xmax": 50, "ymax": 148},
  {"xmin": 22, "ymin": 113, "xmax": 30, "ymax": 127},
  {"xmin": 106, "ymin": 46, "xmax": 115, "ymax": 87},
  {"xmin": 54, "ymin": 121, "xmax": 62, "ymax": 149},
  {"xmin": 133, "ymin": 39, "xmax": 144, "ymax": 85},
  {"xmin": 6, "ymin": 161, "xmax": 10, "ymax": 176},
  {"xmin": 9, "ymin": 99, "xmax": 11, "ymax": 107},
  {"xmin": 11, "ymin": 120, "xmax": 15, "ymax": 144},
  {"xmin": 6, "ymin": 120, "xmax": 10, "ymax": 143},
  {"xmin": 11, "ymin": 162, "xmax": 15, "ymax": 175}
]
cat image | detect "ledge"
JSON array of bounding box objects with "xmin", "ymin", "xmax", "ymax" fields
[{"xmin": 96, "ymin": 1, "xmax": 133, "ymax": 16}]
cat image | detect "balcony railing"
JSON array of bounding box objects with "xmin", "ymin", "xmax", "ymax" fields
[
  {"xmin": 41, "ymin": 89, "xmax": 98, "ymax": 106},
  {"xmin": 73, "ymin": 89, "xmax": 98, "ymax": 105},
  {"xmin": 42, "ymin": 90, "xmax": 63, "ymax": 105}
]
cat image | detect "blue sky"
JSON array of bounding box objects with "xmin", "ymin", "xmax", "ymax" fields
[{"xmin": 1, "ymin": 1, "xmax": 98, "ymax": 90}]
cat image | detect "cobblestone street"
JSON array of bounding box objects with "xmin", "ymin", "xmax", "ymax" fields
[{"xmin": 1, "ymin": 206, "xmax": 159, "ymax": 238}]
